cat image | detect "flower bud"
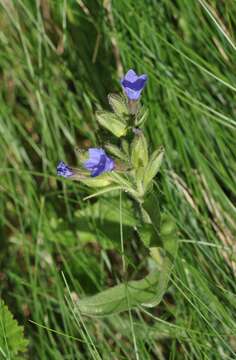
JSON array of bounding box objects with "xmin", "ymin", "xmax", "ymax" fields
[
  {"xmin": 96, "ymin": 111, "xmax": 127, "ymax": 138},
  {"xmin": 131, "ymin": 131, "xmax": 149, "ymax": 169}
]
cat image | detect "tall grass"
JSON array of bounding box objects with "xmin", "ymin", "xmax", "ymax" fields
[{"xmin": 0, "ymin": 0, "xmax": 235, "ymax": 358}]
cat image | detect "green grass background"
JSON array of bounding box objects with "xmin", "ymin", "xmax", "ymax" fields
[{"xmin": 0, "ymin": 0, "xmax": 236, "ymax": 359}]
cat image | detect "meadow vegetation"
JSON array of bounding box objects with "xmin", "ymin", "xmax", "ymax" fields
[{"xmin": 0, "ymin": 0, "xmax": 236, "ymax": 359}]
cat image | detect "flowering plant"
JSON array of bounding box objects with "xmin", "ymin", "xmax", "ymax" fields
[{"xmin": 57, "ymin": 69, "xmax": 178, "ymax": 316}]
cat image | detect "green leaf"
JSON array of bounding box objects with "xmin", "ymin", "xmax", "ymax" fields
[
  {"xmin": 161, "ymin": 214, "xmax": 178, "ymax": 256},
  {"xmin": 121, "ymin": 139, "xmax": 130, "ymax": 156},
  {"xmin": 143, "ymin": 147, "xmax": 164, "ymax": 190},
  {"xmin": 161, "ymin": 214, "xmax": 177, "ymax": 237},
  {"xmin": 76, "ymin": 255, "xmax": 172, "ymax": 316},
  {"xmin": 0, "ymin": 300, "xmax": 28, "ymax": 359},
  {"xmin": 74, "ymin": 197, "xmax": 136, "ymax": 248},
  {"xmin": 105, "ymin": 144, "xmax": 127, "ymax": 161},
  {"xmin": 80, "ymin": 173, "xmax": 113, "ymax": 188},
  {"xmin": 96, "ymin": 111, "xmax": 127, "ymax": 137},
  {"xmin": 135, "ymin": 107, "xmax": 149, "ymax": 127},
  {"xmin": 137, "ymin": 223, "xmax": 154, "ymax": 248},
  {"xmin": 131, "ymin": 132, "xmax": 149, "ymax": 169},
  {"xmin": 83, "ymin": 185, "xmax": 123, "ymax": 200},
  {"xmin": 142, "ymin": 192, "xmax": 161, "ymax": 230},
  {"xmin": 136, "ymin": 192, "xmax": 162, "ymax": 248},
  {"xmin": 109, "ymin": 171, "xmax": 134, "ymax": 189},
  {"xmin": 77, "ymin": 196, "xmax": 136, "ymax": 227},
  {"xmin": 108, "ymin": 93, "xmax": 128, "ymax": 115}
]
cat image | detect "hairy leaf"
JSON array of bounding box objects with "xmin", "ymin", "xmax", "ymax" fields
[
  {"xmin": 0, "ymin": 300, "xmax": 28, "ymax": 359},
  {"xmin": 76, "ymin": 255, "xmax": 172, "ymax": 316}
]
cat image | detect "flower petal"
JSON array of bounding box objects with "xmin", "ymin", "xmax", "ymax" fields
[
  {"xmin": 123, "ymin": 87, "xmax": 142, "ymax": 101},
  {"xmin": 84, "ymin": 160, "xmax": 97, "ymax": 170},
  {"xmin": 57, "ymin": 161, "xmax": 74, "ymax": 178},
  {"xmin": 88, "ymin": 148, "xmax": 105, "ymax": 160},
  {"xmin": 84, "ymin": 148, "xmax": 114, "ymax": 177},
  {"xmin": 122, "ymin": 77, "xmax": 147, "ymax": 91},
  {"xmin": 91, "ymin": 154, "xmax": 106, "ymax": 177},
  {"xmin": 121, "ymin": 70, "xmax": 148, "ymax": 100},
  {"xmin": 124, "ymin": 69, "xmax": 137, "ymax": 82},
  {"xmin": 104, "ymin": 156, "xmax": 115, "ymax": 172}
]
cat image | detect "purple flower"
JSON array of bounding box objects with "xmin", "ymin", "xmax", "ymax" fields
[
  {"xmin": 84, "ymin": 148, "xmax": 114, "ymax": 177},
  {"xmin": 121, "ymin": 69, "xmax": 147, "ymax": 101},
  {"xmin": 57, "ymin": 161, "xmax": 74, "ymax": 178}
]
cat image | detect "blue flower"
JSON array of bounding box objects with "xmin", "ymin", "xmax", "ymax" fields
[
  {"xmin": 121, "ymin": 69, "xmax": 147, "ymax": 101},
  {"xmin": 84, "ymin": 148, "xmax": 114, "ymax": 177},
  {"xmin": 57, "ymin": 161, "xmax": 74, "ymax": 178}
]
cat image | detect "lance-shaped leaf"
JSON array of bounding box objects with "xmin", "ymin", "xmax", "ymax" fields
[
  {"xmin": 137, "ymin": 223, "xmax": 154, "ymax": 248},
  {"xmin": 142, "ymin": 192, "xmax": 160, "ymax": 231},
  {"xmin": 131, "ymin": 132, "xmax": 149, "ymax": 169},
  {"xmin": 96, "ymin": 111, "xmax": 127, "ymax": 138},
  {"xmin": 76, "ymin": 255, "xmax": 172, "ymax": 316},
  {"xmin": 139, "ymin": 192, "xmax": 161, "ymax": 248},
  {"xmin": 121, "ymin": 139, "xmax": 130, "ymax": 156},
  {"xmin": 143, "ymin": 147, "xmax": 164, "ymax": 190},
  {"xmin": 83, "ymin": 185, "xmax": 123, "ymax": 200},
  {"xmin": 80, "ymin": 174, "xmax": 114, "ymax": 188},
  {"xmin": 108, "ymin": 93, "xmax": 129, "ymax": 115},
  {"xmin": 109, "ymin": 172, "xmax": 134, "ymax": 191},
  {"xmin": 135, "ymin": 107, "xmax": 149, "ymax": 127},
  {"xmin": 105, "ymin": 144, "xmax": 127, "ymax": 161}
]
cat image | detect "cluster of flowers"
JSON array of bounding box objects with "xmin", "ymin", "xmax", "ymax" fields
[{"xmin": 57, "ymin": 69, "xmax": 147, "ymax": 180}]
